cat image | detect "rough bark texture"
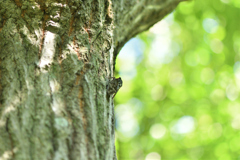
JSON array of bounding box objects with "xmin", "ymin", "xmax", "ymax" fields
[{"xmin": 0, "ymin": 0, "xmax": 185, "ymax": 160}]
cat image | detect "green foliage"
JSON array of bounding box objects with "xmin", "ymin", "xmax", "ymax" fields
[{"xmin": 115, "ymin": 0, "xmax": 240, "ymax": 159}]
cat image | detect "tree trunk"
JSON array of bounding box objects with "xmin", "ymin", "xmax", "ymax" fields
[{"xmin": 0, "ymin": 0, "xmax": 185, "ymax": 159}]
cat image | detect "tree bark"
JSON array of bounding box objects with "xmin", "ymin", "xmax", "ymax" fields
[{"xmin": 0, "ymin": 0, "xmax": 185, "ymax": 159}]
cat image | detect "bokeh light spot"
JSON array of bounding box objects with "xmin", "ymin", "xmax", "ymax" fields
[
  {"xmin": 149, "ymin": 124, "xmax": 167, "ymax": 139},
  {"xmin": 203, "ymin": 18, "xmax": 219, "ymax": 33},
  {"xmin": 115, "ymin": 104, "xmax": 139, "ymax": 139},
  {"xmin": 201, "ymin": 68, "xmax": 215, "ymax": 84},
  {"xmin": 145, "ymin": 152, "xmax": 161, "ymax": 160},
  {"xmin": 172, "ymin": 116, "xmax": 195, "ymax": 134},
  {"xmin": 226, "ymin": 84, "xmax": 239, "ymax": 101},
  {"xmin": 210, "ymin": 39, "xmax": 223, "ymax": 54},
  {"xmin": 151, "ymin": 85, "xmax": 165, "ymax": 101},
  {"xmin": 208, "ymin": 123, "xmax": 223, "ymax": 139},
  {"xmin": 231, "ymin": 115, "xmax": 240, "ymax": 129}
]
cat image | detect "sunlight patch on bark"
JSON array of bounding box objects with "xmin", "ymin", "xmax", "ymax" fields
[
  {"xmin": 20, "ymin": 26, "xmax": 40, "ymax": 46},
  {"xmin": 147, "ymin": 5, "xmax": 163, "ymax": 10},
  {"xmin": 0, "ymin": 150, "xmax": 13, "ymax": 160},
  {"xmin": 0, "ymin": 120, "xmax": 5, "ymax": 128},
  {"xmin": 39, "ymin": 31, "xmax": 56, "ymax": 69},
  {"xmin": 46, "ymin": 20, "xmax": 60, "ymax": 28},
  {"xmin": 25, "ymin": 80, "xmax": 34, "ymax": 96},
  {"xmin": 3, "ymin": 105, "xmax": 16, "ymax": 115},
  {"xmin": 51, "ymin": 97, "xmax": 65, "ymax": 115},
  {"xmin": 50, "ymin": 80, "xmax": 60, "ymax": 93},
  {"xmin": 50, "ymin": 80, "xmax": 64, "ymax": 115}
]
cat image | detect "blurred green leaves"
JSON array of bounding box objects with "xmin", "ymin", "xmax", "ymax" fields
[{"xmin": 115, "ymin": 0, "xmax": 240, "ymax": 159}]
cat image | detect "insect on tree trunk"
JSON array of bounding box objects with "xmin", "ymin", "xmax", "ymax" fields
[{"xmin": 0, "ymin": 0, "xmax": 186, "ymax": 159}]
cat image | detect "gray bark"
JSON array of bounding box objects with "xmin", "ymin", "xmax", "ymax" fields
[{"xmin": 0, "ymin": 0, "xmax": 185, "ymax": 160}]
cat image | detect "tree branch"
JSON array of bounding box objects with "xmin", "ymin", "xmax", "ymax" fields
[{"xmin": 112, "ymin": 0, "xmax": 187, "ymax": 58}]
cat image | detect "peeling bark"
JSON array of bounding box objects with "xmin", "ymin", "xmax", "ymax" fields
[{"xmin": 0, "ymin": 0, "xmax": 185, "ymax": 159}]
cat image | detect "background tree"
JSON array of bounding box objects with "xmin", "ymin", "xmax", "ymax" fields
[
  {"xmin": 115, "ymin": 0, "xmax": 240, "ymax": 159},
  {"xmin": 0, "ymin": 0, "xmax": 185, "ymax": 159}
]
